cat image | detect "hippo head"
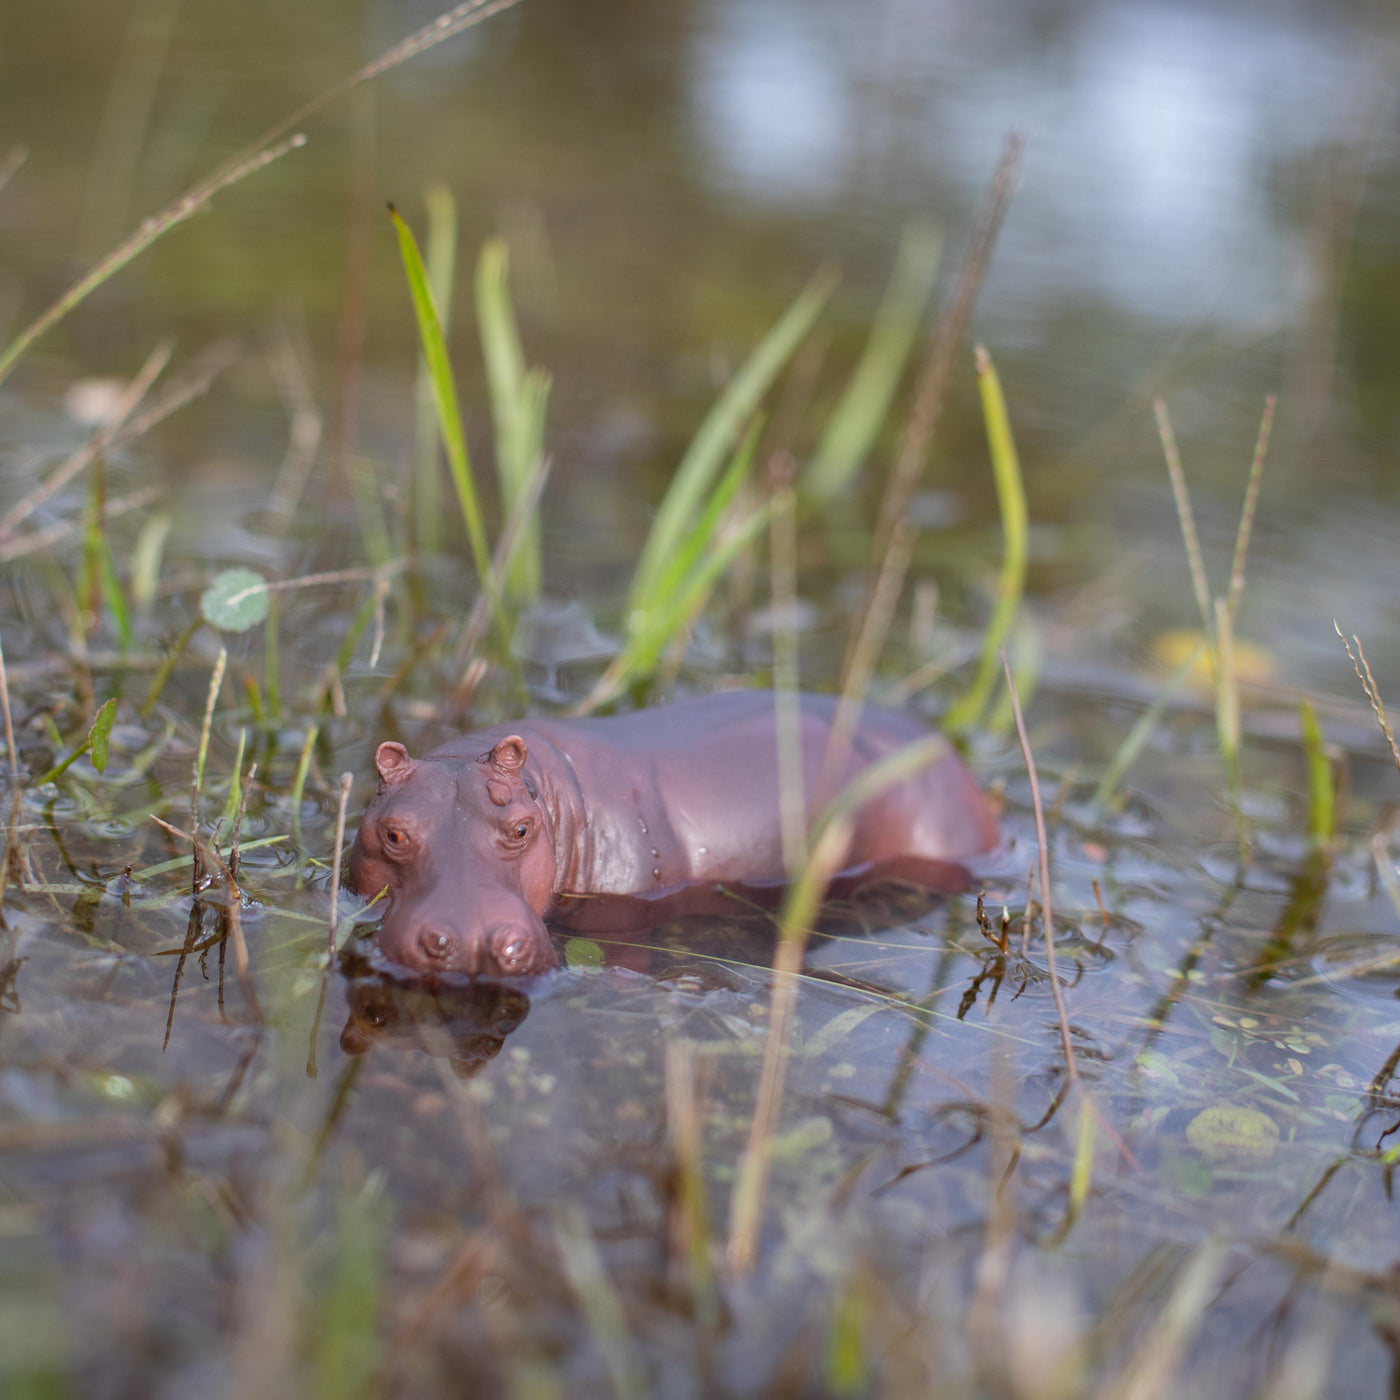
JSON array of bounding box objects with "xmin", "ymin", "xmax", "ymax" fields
[{"xmin": 347, "ymin": 736, "xmax": 560, "ymax": 977}]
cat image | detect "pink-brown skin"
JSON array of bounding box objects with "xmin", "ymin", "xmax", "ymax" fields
[{"xmin": 347, "ymin": 691, "xmax": 998, "ymax": 979}]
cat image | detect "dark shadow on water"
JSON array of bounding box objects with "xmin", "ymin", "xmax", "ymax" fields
[{"xmin": 338, "ymin": 949, "xmax": 534, "ymax": 1078}]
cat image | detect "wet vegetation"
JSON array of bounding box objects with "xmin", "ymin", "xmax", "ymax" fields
[{"xmin": 4, "ymin": 0, "xmax": 1400, "ymax": 1396}]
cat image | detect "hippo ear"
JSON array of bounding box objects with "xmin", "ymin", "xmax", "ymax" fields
[
  {"xmin": 375, "ymin": 741, "xmax": 414, "ymax": 786},
  {"xmin": 488, "ymin": 736, "xmax": 528, "ymax": 774}
]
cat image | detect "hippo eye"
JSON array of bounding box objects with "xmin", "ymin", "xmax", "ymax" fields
[{"xmin": 512, "ymin": 822, "xmax": 529, "ymax": 840}]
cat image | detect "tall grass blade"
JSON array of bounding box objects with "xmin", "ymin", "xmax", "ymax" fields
[
  {"xmin": 389, "ymin": 205, "xmax": 496, "ymax": 610},
  {"xmin": 412, "ymin": 183, "xmax": 458, "ymax": 558},
  {"xmin": 218, "ymin": 729, "xmax": 249, "ymax": 832},
  {"xmin": 944, "ymin": 345, "xmax": 1029, "ymax": 734},
  {"xmin": 627, "ymin": 268, "xmax": 837, "ymax": 615},
  {"xmin": 1299, "ymin": 699, "xmax": 1335, "ymax": 853},
  {"xmin": 578, "ymin": 421, "xmax": 769, "ymax": 712},
  {"xmin": 476, "ymin": 239, "xmax": 548, "ymax": 601},
  {"xmin": 803, "ymin": 224, "xmax": 942, "ymax": 504}
]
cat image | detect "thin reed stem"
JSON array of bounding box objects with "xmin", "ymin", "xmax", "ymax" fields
[
  {"xmin": 1001, "ymin": 651, "xmax": 1076, "ymax": 1085},
  {"xmin": 767, "ymin": 452, "xmax": 807, "ymax": 874},
  {"xmin": 1227, "ymin": 393, "xmax": 1276, "ymax": 625},
  {"xmin": 846, "ymin": 133, "xmax": 1021, "ymax": 679},
  {"xmin": 1336, "ymin": 624, "xmax": 1400, "ymax": 779},
  {"xmin": 821, "ymin": 516, "xmax": 916, "ymax": 801},
  {"xmin": 1153, "ymin": 398, "xmax": 1213, "ymax": 636},
  {"xmin": 0, "ymin": 340, "xmax": 171, "ymax": 537},
  {"xmin": 0, "ymin": 636, "xmax": 16, "ymax": 779},
  {"xmin": 328, "ymin": 772, "xmax": 353, "ymax": 955}
]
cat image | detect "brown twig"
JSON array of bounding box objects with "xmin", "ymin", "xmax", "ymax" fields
[{"xmin": 151, "ymin": 815, "xmax": 261, "ymax": 1023}]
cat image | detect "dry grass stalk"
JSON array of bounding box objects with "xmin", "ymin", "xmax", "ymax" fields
[
  {"xmin": 0, "ymin": 340, "xmax": 171, "ymax": 539},
  {"xmin": 0, "ymin": 1, "xmax": 522, "ymax": 387},
  {"xmin": 0, "ymin": 487, "xmax": 162, "ymax": 564},
  {"xmin": 1153, "ymin": 398, "xmax": 1213, "ymax": 633},
  {"xmin": 0, "ymin": 634, "xmax": 16, "ymax": 779},
  {"xmin": 844, "ymin": 133, "xmax": 1022, "ymax": 683},
  {"xmin": 820, "ymin": 515, "xmax": 916, "ymax": 802},
  {"xmin": 328, "ymin": 772, "xmax": 354, "ymax": 954},
  {"xmin": 1335, "ymin": 623, "xmax": 1400, "ymax": 780},
  {"xmin": 1001, "ymin": 651, "xmax": 1077, "ymax": 1085},
  {"xmin": 0, "ymin": 138, "xmax": 303, "ymax": 387},
  {"xmin": 767, "ymin": 450, "xmax": 807, "ymax": 874},
  {"xmin": 1227, "ymin": 393, "xmax": 1276, "ymax": 624}
]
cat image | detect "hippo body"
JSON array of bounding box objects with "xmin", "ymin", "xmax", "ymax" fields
[{"xmin": 348, "ymin": 690, "xmax": 997, "ymax": 978}]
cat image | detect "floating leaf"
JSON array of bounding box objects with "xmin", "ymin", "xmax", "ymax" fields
[
  {"xmin": 201, "ymin": 568, "xmax": 270, "ymax": 632},
  {"xmin": 564, "ymin": 937, "xmax": 603, "ymax": 969},
  {"xmin": 1186, "ymin": 1103, "xmax": 1279, "ymax": 1162},
  {"xmin": 88, "ymin": 698, "xmax": 117, "ymax": 775}
]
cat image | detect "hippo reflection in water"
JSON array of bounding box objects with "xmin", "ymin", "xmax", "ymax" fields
[
  {"xmin": 347, "ymin": 690, "xmax": 998, "ymax": 979},
  {"xmin": 339, "ymin": 955, "xmax": 531, "ymax": 1077}
]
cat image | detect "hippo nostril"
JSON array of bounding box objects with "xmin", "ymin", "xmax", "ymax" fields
[
  {"xmin": 491, "ymin": 926, "xmax": 533, "ymax": 974},
  {"xmin": 418, "ymin": 928, "xmax": 453, "ymax": 964}
]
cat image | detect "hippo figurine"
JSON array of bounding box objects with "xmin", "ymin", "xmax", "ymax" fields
[{"xmin": 347, "ymin": 690, "xmax": 997, "ymax": 978}]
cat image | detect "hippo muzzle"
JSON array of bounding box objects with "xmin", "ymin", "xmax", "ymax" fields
[{"xmin": 347, "ymin": 735, "xmax": 561, "ymax": 979}]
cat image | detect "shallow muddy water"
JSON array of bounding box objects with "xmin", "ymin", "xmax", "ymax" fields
[{"xmin": 4, "ymin": 1, "xmax": 1400, "ymax": 1396}]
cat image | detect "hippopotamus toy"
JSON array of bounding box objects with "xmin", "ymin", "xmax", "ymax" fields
[{"xmin": 347, "ymin": 690, "xmax": 997, "ymax": 978}]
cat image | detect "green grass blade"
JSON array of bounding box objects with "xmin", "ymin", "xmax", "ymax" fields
[
  {"xmin": 1299, "ymin": 699, "xmax": 1335, "ymax": 853},
  {"xmin": 582, "ymin": 499, "xmax": 771, "ymax": 713},
  {"xmin": 97, "ymin": 535, "xmax": 134, "ymax": 651},
  {"xmin": 630, "ymin": 414, "xmax": 764, "ymax": 645},
  {"xmin": 477, "ymin": 239, "xmax": 547, "ymax": 601},
  {"xmin": 627, "ymin": 267, "xmax": 837, "ymax": 612},
  {"xmin": 944, "ymin": 344, "xmax": 1029, "ymax": 734},
  {"xmin": 389, "ymin": 204, "xmax": 494, "ymax": 599},
  {"xmin": 412, "ymin": 183, "xmax": 458, "ymax": 558},
  {"xmin": 804, "ymin": 224, "xmax": 942, "ymax": 504},
  {"xmin": 218, "ymin": 728, "xmax": 249, "ymax": 831}
]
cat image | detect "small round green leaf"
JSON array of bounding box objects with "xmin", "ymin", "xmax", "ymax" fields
[
  {"xmin": 88, "ymin": 698, "xmax": 117, "ymax": 775},
  {"xmin": 564, "ymin": 937, "xmax": 604, "ymax": 969},
  {"xmin": 1186, "ymin": 1104, "xmax": 1279, "ymax": 1162},
  {"xmin": 201, "ymin": 568, "xmax": 270, "ymax": 632}
]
